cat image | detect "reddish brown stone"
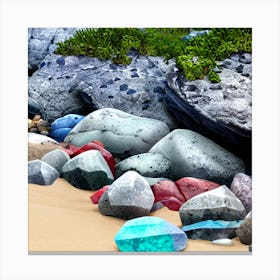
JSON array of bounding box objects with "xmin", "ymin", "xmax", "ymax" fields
[
  {"xmin": 90, "ymin": 185, "xmax": 110, "ymax": 204},
  {"xmin": 175, "ymin": 177, "xmax": 220, "ymax": 201},
  {"xmin": 160, "ymin": 197, "xmax": 184, "ymax": 211}
]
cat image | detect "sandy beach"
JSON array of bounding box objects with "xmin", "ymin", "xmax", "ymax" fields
[{"xmin": 28, "ymin": 178, "xmax": 249, "ymax": 253}]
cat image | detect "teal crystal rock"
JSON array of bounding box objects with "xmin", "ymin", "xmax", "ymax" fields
[{"xmin": 114, "ymin": 216, "xmax": 187, "ymax": 252}]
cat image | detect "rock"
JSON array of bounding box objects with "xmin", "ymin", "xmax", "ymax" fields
[
  {"xmin": 28, "ymin": 97, "xmax": 43, "ymax": 118},
  {"xmin": 98, "ymin": 171, "xmax": 154, "ymax": 219},
  {"xmin": 114, "ymin": 216, "xmax": 187, "ymax": 252},
  {"xmin": 143, "ymin": 177, "xmax": 171, "ymax": 186},
  {"xmin": 182, "ymin": 219, "xmax": 243, "ymax": 240},
  {"xmin": 58, "ymin": 142, "xmax": 81, "ymax": 156},
  {"xmin": 28, "ymin": 142, "xmax": 63, "ymax": 161},
  {"xmin": 28, "ymin": 53, "xmax": 178, "ymax": 128},
  {"xmin": 230, "ymin": 173, "xmax": 252, "ymax": 213},
  {"xmin": 41, "ymin": 149, "xmax": 70, "ymax": 175},
  {"xmin": 90, "ymin": 185, "xmax": 110, "ymax": 204},
  {"xmin": 62, "ymin": 150, "xmax": 114, "ymax": 190},
  {"xmin": 65, "ymin": 108, "xmax": 170, "ymax": 158},
  {"xmin": 175, "ymin": 177, "xmax": 220, "ymax": 201},
  {"xmin": 211, "ymin": 238, "xmax": 233, "ymax": 245},
  {"xmin": 70, "ymin": 141, "xmax": 115, "ymax": 176},
  {"xmin": 151, "ymin": 180, "xmax": 185, "ymax": 211},
  {"xmin": 183, "ymin": 29, "xmax": 210, "ymax": 41},
  {"xmin": 28, "ymin": 159, "xmax": 59, "ymax": 185},
  {"xmin": 249, "ymin": 245, "xmax": 252, "ymax": 252},
  {"xmin": 236, "ymin": 211, "xmax": 252, "ymax": 245},
  {"xmin": 149, "ymin": 129, "xmax": 245, "ymax": 185},
  {"xmin": 179, "ymin": 185, "xmax": 246, "ymax": 226},
  {"xmin": 28, "ymin": 28, "xmax": 80, "ymax": 74},
  {"xmin": 76, "ymin": 54, "xmax": 178, "ymax": 129},
  {"xmin": 50, "ymin": 114, "xmax": 85, "ymax": 142},
  {"xmin": 115, "ymin": 152, "xmax": 173, "ymax": 179},
  {"xmin": 165, "ymin": 56, "xmax": 252, "ymax": 163},
  {"xmin": 28, "ymin": 132, "xmax": 58, "ymax": 145}
]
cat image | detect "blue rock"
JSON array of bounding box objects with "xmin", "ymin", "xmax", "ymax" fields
[
  {"xmin": 51, "ymin": 114, "xmax": 85, "ymax": 130},
  {"xmin": 50, "ymin": 128, "xmax": 72, "ymax": 142},
  {"xmin": 114, "ymin": 216, "xmax": 187, "ymax": 252},
  {"xmin": 182, "ymin": 220, "xmax": 243, "ymax": 231}
]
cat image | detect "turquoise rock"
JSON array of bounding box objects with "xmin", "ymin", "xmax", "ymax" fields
[
  {"xmin": 41, "ymin": 149, "xmax": 70, "ymax": 175},
  {"xmin": 115, "ymin": 216, "xmax": 187, "ymax": 252},
  {"xmin": 64, "ymin": 108, "xmax": 170, "ymax": 158},
  {"xmin": 115, "ymin": 152, "xmax": 173, "ymax": 179},
  {"xmin": 181, "ymin": 219, "xmax": 243, "ymax": 241},
  {"xmin": 179, "ymin": 185, "xmax": 246, "ymax": 226},
  {"xmin": 149, "ymin": 129, "xmax": 245, "ymax": 185},
  {"xmin": 62, "ymin": 150, "xmax": 114, "ymax": 190}
]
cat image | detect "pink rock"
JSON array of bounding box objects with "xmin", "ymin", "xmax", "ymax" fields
[
  {"xmin": 175, "ymin": 177, "xmax": 219, "ymax": 201},
  {"xmin": 90, "ymin": 185, "xmax": 110, "ymax": 204},
  {"xmin": 151, "ymin": 180, "xmax": 185, "ymax": 211}
]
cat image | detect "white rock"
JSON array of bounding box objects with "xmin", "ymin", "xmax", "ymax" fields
[
  {"xmin": 28, "ymin": 132, "xmax": 58, "ymax": 144},
  {"xmin": 211, "ymin": 238, "xmax": 233, "ymax": 246}
]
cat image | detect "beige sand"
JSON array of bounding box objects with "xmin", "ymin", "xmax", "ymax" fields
[{"xmin": 29, "ymin": 178, "xmax": 249, "ymax": 253}]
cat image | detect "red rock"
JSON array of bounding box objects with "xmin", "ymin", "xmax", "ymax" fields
[
  {"xmin": 175, "ymin": 177, "xmax": 219, "ymax": 201},
  {"xmin": 90, "ymin": 185, "xmax": 109, "ymax": 204},
  {"xmin": 59, "ymin": 142, "xmax": 80, "ymax": 156},
  {"xmin": 71, "ymin": 141, "xmax": 115, "ymax": 176},
  {"xmin": 151, "ymin": 180, "xmax": 185, "ymax": 211}
]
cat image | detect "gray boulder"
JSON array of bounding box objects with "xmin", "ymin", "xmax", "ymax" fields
[
  {"xmin": 149, "ymin": 129, "xmax": 245, "ymax": 185},
  {"xmin": 98, "ymin": 171, "xmax": 155, "ymax": 219},
  {"xmin": 28, "ymin": 28, "xmax": 80, "ymax": 73},
  {"xmin": 62, "ymin": 150, "xmax": 114, "ymax": 190},
  {"xmin": 41, "ymin": 149, "xmax": 70, "ymax": 175},
  {"xmin": 28, "ymin": 159, "xmax": 59, "ymax": 185},
  {"xmin": 115, "ymin": 152, "xmax": 173, "ymax": 179},
  {"xmin": 179, "ymin": 185, "xmax": 246, "ymax": 226},
  {"xmin": 236, "ymin": 211, "xmax": 252, "ymax": 245},
  {"xmin": 64, "ymin": 108, "xmax": 170, "ymax": 158}
]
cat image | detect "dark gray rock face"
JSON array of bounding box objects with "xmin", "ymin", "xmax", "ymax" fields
[
  {"xmin": 28, "ymin": 28, "xmax": 80, "ymax": 74},
  {"xmin": 236, "ymin": 211, "xmax": 252, "ymax": 245},
  {"xmin": 165, "ymin": 53, "xmax": 252, "ymax": 166},
  {"xmin": 149, "ymin": 129, "xmax": 245, "ymax": 185},
  {"xmin": 98, "ymin": 171, "xmax": 154, "ymax": 219},
  {"xmin": 28, "ymin": 53, "xmax": 178, "ymax": 128},
  {"xmin": 115, "ymin": 152, "xmax": 173, "ymax": 179},
  {"xmin": 28, "ymin": 159, "xmax": 59, "ymax": 185},
  {"xmin": 179, "ymin": 185, "xmax": 246, "ymax": 226}
]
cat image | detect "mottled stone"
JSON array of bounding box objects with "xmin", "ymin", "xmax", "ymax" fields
[
  {"xmin": 114, "ymin": 216, "xmax": 187, "ymax": 252},
  {"xmin": 179, "ymin": 185, "xmax": 246, "ymax": 226},
  {"xmin": 28, "ymin": 159, "xmax": 59, "ymax": 185},
  {"xmin": 65, "ymin": 108, "xmax": 170, "ymax": 158},
  {"xmin": 230, "ymin": 173, "xmax": 252, "ymax": 213},
  {"xmin": 41, "ymin": 149, "xmax": 70, "ymax": 175},
  {"xmin": 175, "ymin": 177, "xmax": 219, "ymax": 201},
  {"xmin": 28, "ymin": 132, "xmax": 58, "ymax": 144},
  {"xmin": 182, "ymin": 219, "xmax": 242, "ymax": 240},
  {"xmin": 62, "ymin": 150, "xmax": 114, "ymax": 190},
  {"xmin": 236, "ymin": 211, "xmax": 252, "ymax": 245},
  {"xmin": 115, "ymin": 152, "xmax": 173, "ymax": 179},
  {"xmin": 149, "ymin": 129, "xmax": 245, "ymax": 185},
  {"xmin": 98, "ymin": 171, "xmax": 154, "ymax": 219}
]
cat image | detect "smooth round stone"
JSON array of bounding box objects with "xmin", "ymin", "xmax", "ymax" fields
[
  {"xmin": 62, "ymin": 150, "xmax": 114, "ymax": 190},
  {"xmin": 115, "ymin": 152, "xmax": 173, "ymax": 179},
  {"xmin": 211, "ymin": 238, "xmax": 233, "ymax": 246},
  {"xmin": 28, "ymin": 142, "xmax": 63, "ymax": 161},
  {"xmin": 98, "ymin": 171, "xmax": 154, "ymax": 219},
  {"xmin": 179, "ymin": 185, "xmax": 246, "ymax": 226},
  {"xmin": 28, "ymin": 159, "xmax": 59, "ymax": 185},
  {"xmin": 41, "ymin": 149, "xmax": 70, "ymax": 175},
  {"xmin": 64, "ymin": 108, "xmax": 170, "ymax": 158},
  {"xmin": 149, "ymin": 129, "xmax": 245, "ymax": 185},
  {"xmin": 181, "ymin": 219, "xmax": 243, "ymax": 241},
  {"xmin": 114, "ymin": 216, "xmax": 187, "ymax": 252},
  {"xmin": 230, "ymin": 173, "xmax": 252, "ymax": 213},
  {"xmin": 28, "ymin": 132, "xmax": 58, "ymax": 144}
]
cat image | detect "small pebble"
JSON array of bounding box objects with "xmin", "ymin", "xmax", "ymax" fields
[{"xmin": 211, "ymin": 238, "xmax": 233, "ymax": 246}]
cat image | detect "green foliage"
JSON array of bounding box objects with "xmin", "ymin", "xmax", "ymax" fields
[{"xmin": 55, "ymin": 28, "xmax": 252, "ymax": 82}]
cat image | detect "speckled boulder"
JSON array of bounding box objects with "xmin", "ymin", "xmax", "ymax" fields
[
  {"xmin": 179, "ymin": 185, "xmax": 246, "ymax": 226},
  {"xmin": 65, "ymin": 108, "xmax": 170, "ymax": 158},
  {"xmin": 41, "ymin": 149, "xmax": 70, "ymax": 175},
  {"xmin": 230, "ymin": 173, "xmax": 252, "ymax": 213},
  {"xmin": 28, "ymin": 159, "xmax": 59, "ymax": 185},
  {"xmin": 149, "ymin": 129, "xmax": 245, "ymax": 185},
  {"xmin": 98, "ymin": 171, "xmax": 154, "ymax": 219},
  {"xmin": 115, "ymin": 153, "xmax": 173, "ymax": 179},
  {"xmin": 236, "ymin": 211, "xmax": 252, "ymax": 245},
  {"xmin": 62, "ymin": 150, "xmax": 114, "ymax": 190}
]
